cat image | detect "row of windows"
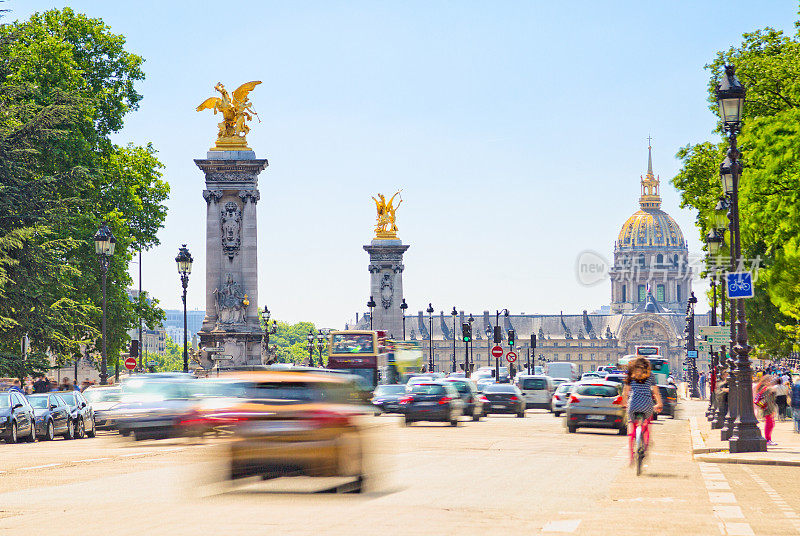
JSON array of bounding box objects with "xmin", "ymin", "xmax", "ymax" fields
[
  {"xmin": 619, "ymin": 253, "xmax": 681, "ymax": 267},
  {"xmin": 621, "ymin": 283, "xmax": 681, "ymax": 303}
]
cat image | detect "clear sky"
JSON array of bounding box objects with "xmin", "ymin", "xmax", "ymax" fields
[{"xmin": 7, "ymin": 1, "xmax": 799, "ymax": 327}]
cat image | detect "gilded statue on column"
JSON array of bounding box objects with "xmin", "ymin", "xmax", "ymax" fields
[
  {"xmin": 372, "ymin": 190, "xmax": 402, "ymax": 239},
  {"xmin": 196, "ymin": 81, "xmax": 261, "ymax": 151}
]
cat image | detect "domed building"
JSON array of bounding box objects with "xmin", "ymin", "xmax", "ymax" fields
[{"xmin": 610, "ymin": 146, "xmax": 691, "ymax": 313}]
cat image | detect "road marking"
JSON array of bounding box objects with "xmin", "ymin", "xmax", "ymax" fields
[
  {"xmin": 700, "ymin": 464, "xmax": 756, "ymax": 536},
  {"xmin": 19, "ymin": 463, "xmax": 61, "ymax": 470},
  {"xmin": 74, "ymin": 458, "xmax": 111, "ymax": 463},
  {"xmin": 713, "ymin": 506, "xmax": 744, "ymax": 519},
  {"xmin": 723, "ymin": 522, "xmax": 754, "ymax": 536},
  {"xmin": 705, "ymin": 480, "xmax": 731, "ymax": 490},
  {"xmin": 709, "ymin": 492, "xmax": 736, "ymax": 504},
  {"xmin": 120, "ymin": 452, "xmax": 155, "ymax": 457},
  {"xmin": 742, "ymin": 466, "xmax": 800, "ymax": 533},
  {"xmin": 541, "ymin": 519, "xmax": 581, "ymax": 533}
]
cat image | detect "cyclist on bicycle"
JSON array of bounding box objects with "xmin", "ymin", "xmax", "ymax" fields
[{"xmin": 622, "ymin": 357, "xmax": 663, "ymax": 463}]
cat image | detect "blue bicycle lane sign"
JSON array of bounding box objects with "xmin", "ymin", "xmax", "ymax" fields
[{"xmin": 726, "ymin": 272, "xmax": 754, "ymax": 299}]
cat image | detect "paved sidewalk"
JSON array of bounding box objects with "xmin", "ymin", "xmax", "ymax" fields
[{"xmin": 686, "ymin": 399, "xmax": 800, "ymax": 466}]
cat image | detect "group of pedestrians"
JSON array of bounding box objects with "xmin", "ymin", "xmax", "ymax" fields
[
  {"xmin": 752, "ymin": 370, "xmax": 798, "ymax": 446},
  {"xmin": 3, "ymin": 376, "xmax": 97, "ymax": 395}
]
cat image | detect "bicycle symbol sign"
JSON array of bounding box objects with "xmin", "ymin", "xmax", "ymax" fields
[{"xmin": 726, "ymin": 272, "xmax": 754, "ymax": 299}]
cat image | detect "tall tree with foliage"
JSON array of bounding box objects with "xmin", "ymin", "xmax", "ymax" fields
[
  {"xmin": 671, "ymin": 21, "xmax": 800, "ymax": 357},
  {"xmin": 0, "ymin": 8, "xmax": 168, "ymax": 371}
]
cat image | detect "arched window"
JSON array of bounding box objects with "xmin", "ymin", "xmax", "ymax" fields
[
  {"xmin": 656, "ymin": 253, "xmax": 664, "ymax": 265},
  {"xmin": 638, "ymin": 254, "xmax": 646, "ymax": 268},
  {"xmin": 621, "ymin": 285, "xmax": 627, "ymax": 302},
  {"xmin": 673, "ymin": 254, "xmax": 679, "ymax": 267}
]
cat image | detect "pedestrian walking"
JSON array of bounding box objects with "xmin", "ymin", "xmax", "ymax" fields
[
  {"xmin": 755, "ymin": 375, "xmax": 778, "ymax": 446},
  {"xmin": 791, "ymin": 376, "xmax": 800, "ymax": 433},
  {"xmin": 775, "ymin": 376, "xmax": 789, "ymax": 420},
  {"xmin": 699, "ymin": 372, "xmax": 707, "ymax": 400}
]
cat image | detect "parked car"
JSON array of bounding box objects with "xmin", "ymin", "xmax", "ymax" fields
[
  {"xmin": 400, "ymin": 382, "xmax": 463, "ymax": 426},
  {"xmin": 0, "ymin": 391, "xmax": 36, "ymax": 443},
  {"xmin": 564, "ymin": 381, "xmax": 626, "ymax": 434},
  {"xmin": 57, "ymin": 391, "xmax": 96, "ymax": 438},
  {"xmin": 83, "ymin": 386, "xmax": 122, "ymax": 431},
  {"xmin": 442, "ymin": 378, "xmax": 483, "ymax": 421},
  {"xmin": 514, "ymin": 375, "xmax": 554, "ymax": 410},
  {"xmin": 551, "ymin": 382, "xmax": 575, "ymax": 416},
  {"xmin": 658, "ymin": 385, "xmax": 678, "ymax": 418},
  {"xmin": 481, "ymin": 383, "xmax": 526, "ymax": 417},
  {"xmin": 28, "ymin": 393, "xmax": 73, "ymax": 440},
  {"xmin": 371, "ymin": 384, "xmax": 407, "ymax": 415}
]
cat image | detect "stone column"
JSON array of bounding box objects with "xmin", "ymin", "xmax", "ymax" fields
[
  {"xmin": 201, "ymin": 190, "xmax": 223, "ymax": 331},
  {"xmin": 363, "ymin": 239, "xmax": 410, "ymax": 339}
]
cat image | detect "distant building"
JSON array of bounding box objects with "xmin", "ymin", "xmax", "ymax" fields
[{"xmin": 163, "ymin": 309, "xmax": 205, "ymax": 346}]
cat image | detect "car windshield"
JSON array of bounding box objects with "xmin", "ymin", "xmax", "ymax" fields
[
  {"xmin": 445, "ymin": 381, "xmax": 470, "ymax": 394},
  {"xmin": 58, "ymin": 393, "xmax": 77, "ymax": 405},
  {"xmin": 410, "ymin": 384, "xmax": 446, "ymax": 395},
  {"xmin": 521, "ymin": 378, "xmax": 546, "ymax": 390},
  {"xmin": 575, "ymin": 385, "xmax": 618, "ymax": 397},
  {"xmin": 374, "ymin": 385, "xmax": 406, "ymax": 395},
  {"xmin": 605, "ymin": 375, "xmax": 625, "ymax": 383},
  {"xmin": 556, "ymin": 384, "xmax": 574, "ymax": 393},
  {"xmin": 28, "ymin": 396, "xmax": 49, "ymax": 409},
  {"xmin": 122, "ymin": 380, "xmax": 192, "ymax": 401},
  {"xmin": 218, "ymin": 381, "xmax": 351, "ymax": 404},
  {"xmin": 485, "ymin": 384, "xmax": 516, "ymax": 393},
  {"xmin": 330, "ymin": 333, "xmax": 374, "ymax": 354},
  {"xmin": 0, "ymin": 393, "xmax": 9, "ymax": 408},
  {"xmin": 84, "ymin": 388, "xmax": 121, "ymax": 403}
]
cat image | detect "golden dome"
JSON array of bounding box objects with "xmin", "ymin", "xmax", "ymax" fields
[{"xmin": 616, "ymin": 145, "xmax": 686, "ymax": 250}]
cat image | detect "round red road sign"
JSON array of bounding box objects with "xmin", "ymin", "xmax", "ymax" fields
[
  {"xmin": 506, "ymin": 351, "xmax": 518, "ymax": 363},
  {"xmin": 491, "ymin": 345, "xmax": 504, "ymax": 358},
  {"xmin": 124, "ymin": 357, "xmax": 137, "ymax": 370}
]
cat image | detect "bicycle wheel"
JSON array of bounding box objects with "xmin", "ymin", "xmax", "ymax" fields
[{"xmin": 636, "ymin": 446, "xmax": 644, "ymax": 476}]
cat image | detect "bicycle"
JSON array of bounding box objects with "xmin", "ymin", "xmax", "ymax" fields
[{"xmin": 631, "ymin": 411, "xmax": 650, "ymax": 476}]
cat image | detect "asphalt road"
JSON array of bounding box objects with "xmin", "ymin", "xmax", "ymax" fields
[{"xmin": 0, "ymin": 407, "xmax": 797, "ymax": 535}]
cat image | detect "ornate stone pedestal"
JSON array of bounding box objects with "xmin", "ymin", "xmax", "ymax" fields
[
  {"xmin": 196, "ymin": 150, "xmax": 267, "ymax": 368},
  {"xmin": 364, "ymin": 239, "xmax": 409, "ymax": 339}
]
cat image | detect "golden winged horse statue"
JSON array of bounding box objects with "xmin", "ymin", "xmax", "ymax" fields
[{"xmin": 196, "ymin": 81, "xmax": 261, "ymax": 151}]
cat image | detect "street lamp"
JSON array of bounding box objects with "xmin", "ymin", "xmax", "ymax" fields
[
  {"xmin": 705, "ymin": 231, "xmax": 724, "ymax": 422},
  {"xmin": 714, "ymin": 64, "xmax": 766, "ymax": 453},
  {"xmin": 468, "ymin": 313, "xmax": 475, "ymax": 375},
  {"xmin": 426, "ymin": 303, "xmax": 434, "ymax": 372},
  {"xmin": 495, "ymin": 309, "xmax": 509, "ymax": 381},
  {"xmin": 93, "ymin": 222, "xmax": 116, "ymax": 385},
  {"xmin": 306, "ymin": 330, "xmax": 315, "ymax": 367},
  {"xmin": 485, "ymin": 325, "xmax": 492, "ymax": 367},
  {"xmin": 367, "ymin": 296, "xmax": 376, "ymax": 330},
  {"xmin": 260, "ymin": 305, "xmax": 278, "ymax": 364},
  {"xmin": 685, "ymin": 293, "xmax": 699, "ymax": 398},
  {"xmin": 316, "ymin": 330, "xmax": 327, "ymax": 367},
  {"xmin": 175, "ymin": 244, "xmax": 193, "ymax": 373},
  {"xmin": 400, "ymin": 298, "xmax": 408, "ymax": 340},
  {"xmin": 451, "ymin": 307, "xmax": 458, "ymax": 373}
]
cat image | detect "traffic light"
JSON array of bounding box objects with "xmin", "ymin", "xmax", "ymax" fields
[
  {"xmin": 130, "ymin": 340, "xmax": 139, "ymax": 358},
  {"xmin": 461, "ymin": 322, "xmax": 472, "ymax": 343},
  {"xmin": 531, "ymin": 334, "xmax": 536, "ymax": 351},
  {"xmin": 494, "ymin": 325, "xmax": 502, "ymax": 344},
  {"xmin": 508, "ymin": 329, "xmax": 515, "ymax": 347}
]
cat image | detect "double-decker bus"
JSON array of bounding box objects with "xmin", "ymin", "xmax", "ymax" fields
[
  {"xmin": 384, "ymin": 340, "xmax": 424, "ymax": 384},
  {"xmin": 618, "ymin": 346, "xmax": 670, "ymax": 385},
  {"xmin": 327, "ymin": 330, "xmax": 385, "ymax": 390}
]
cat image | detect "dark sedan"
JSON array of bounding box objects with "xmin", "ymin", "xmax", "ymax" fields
[
  {"xmin": 371, "ymin": 384, "xmax": 407, "ymax": 415},
  {"xmin": 658, "ymin": 385, "xmax": 678, "ymax": 418},
  {"xmin": 0, "ymin": 391, "xmax": 36, "ymax": 443},
  {"xmin": 481, "ymin": 383, "xmax": 526, "ymax": 417},
  {"xmin": 28, "ymin": 393, "xmax": 73, "ymax": 440},
  {"xmin": 400, "ymin": 382, "xmax": 463, "ymax": 426},
  {"xmin": 58, "ymin": 391, "xmax": 96, "ymax": 438},
  {"xmin": 442, "ymin": 378, "xmax": 484, "ymax": 421}
]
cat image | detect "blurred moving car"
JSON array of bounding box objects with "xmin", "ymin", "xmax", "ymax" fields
[
  {"xmin": 0, "ymin": 391, "xmax": 36, "ymax": 443},
  {"xmin": 28, "ymin": 393, "xmax": 73, "ymax": 440},
  {"xmin": 58, "ymin": 391, "xmax": 96, "ymax": 438},
  {"xmin": 83, "ymin": 386, "xmax": 122, "ymax": 431},
  {"xmin": 443, "ymin": 378, "xmax": 483, "ymax": 421},
  {"xmin": 202, "ymin": 371, "xmax": 369, "ymax": 492},
  {"xmin": 550, "ymin": 382, "xmax": 575, "ymax": 417},
  {"xmin": 400, "ymin": 382, "xmax": 463, "ymax": 426},
  {"xmin": 564, "ymin": 381, "xmax": 626, "ymax": 434},
  {"xmin": 481, "ymin": 383, "xmax": 525, "ymax": 417},
  {"xmin": 580, "ymin": 372, "xmax": 602, "ymax": 381},
  {"xmin": 658, "ymin": 385, "xmax": 678, "ymax": 418},
  {"xmin": 475, "ymin": 378, "xmax": 494, "ymax": 393},
  {"xmin": 603, "ymin": 374, "xmax": 626, "ymax": 385},
  {"xmin": 550, "ymin": 378, "xmax": 570, "ymax": 388},
  {"xmin": 114, "ymin": 374, "xmax": 198, "ymax": 440},
  {"xmin": 514, "ymin": 375, "xmax": 554, "ymax": 410},
  {"xmin": 371, "ymin": 384, "xmax": 407, "ymax": 415}
]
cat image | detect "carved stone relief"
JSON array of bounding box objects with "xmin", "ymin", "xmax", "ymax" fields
[
  {"xmin": 380, "ymin": 272, "xmax": 394, "ymax": 309},
  {"xmin": 221, "ymin": 201, "xmax": 241, "ymax": 259}
]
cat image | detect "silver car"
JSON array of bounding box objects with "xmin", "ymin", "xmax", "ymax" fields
[
  {"xmin": 550, "ymin": 382, "xmax": 575, "ymax": 416},
  {"xmin": 564, "ymin": 381, "xmax": 626, "ymax": 434}
]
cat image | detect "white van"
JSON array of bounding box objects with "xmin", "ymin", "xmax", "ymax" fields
[
  {"xmin": 515, "ymin": 375, "xmax": 554, "ymax": 409},
  {"xmin": 545, "ymin": 362, "xmax": 578, "ymax": 381}
]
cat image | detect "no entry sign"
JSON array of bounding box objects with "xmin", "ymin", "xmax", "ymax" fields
[
  {"xmin": 506, "ymin": 351, "xmax": 518, "ymax": 363},
  {"xmin": 124, "ymin": 357, "xmax": 137, "ymax": 370},
  {"xmin": 491, "ymin": 345, "xmax": 504, "ymax": 358}
]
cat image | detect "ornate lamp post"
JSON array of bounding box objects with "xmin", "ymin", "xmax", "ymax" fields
[
  {"xmin": 175, "ymin": 245, "xmax": 193, "ymax": 373},
  {"xmin": 715, "ymin": 65, "xmax": 766, "ymax": 453},
  {"xmin": 400, "ymin": 298, "xmax": 408, "ymax": 340},
  {"xmin": 306, "ymin": 330, "xmax": 315, "ymax": 367},
  {"xmin": 426, "ymin": 303, "xmax": 434, "ymax": 372},
  {"xmin": 367, "ymin": 296, "xmax": 376, "ymax": 330},
  {"xmin": 316, "ymin": 330, "xmax": 327, "ymax": 367},
  {"xmin": 93, "ymin": 222, "xmax": 116, "ymax": 385},
  {"xmin": 468, "ymin": 313, "xmax": 475, "ymax": 375},
  {"xmin": 260, "ymin": 306, "xmax": 278, "ymax": 364},
  {"xmin": 451, "ymin": 307, "xmax": 458, "ymax": 373},
  {"xmin": 495, "ymin": 309, "xmax": 509, "ymax": 381},
  {"xmin": 706, "ymin": 228, "xmax": 724, "ymax": 421}
]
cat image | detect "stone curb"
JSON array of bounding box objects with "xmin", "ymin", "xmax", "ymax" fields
[
  {"xmin": 694, "ymin": 453, "xmax": 800, "ymax": 467},
  {"xmin": 688, "ymin": 416, "xmax": 725, "ymax": 455}
]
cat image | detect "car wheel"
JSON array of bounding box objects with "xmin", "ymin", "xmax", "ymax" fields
[
  {"xmin": 75, "ymin": 418, "xmax": 85, "ymax": 439},
  {"xmin": 554, "ymin": 411, "xmax": 562, "ymax": 417},
  {"xmin": 517, "ymin": 410, "xmax": 525, "ymax": 418},
  {"xmin": 652, "ymin": 413, "xmax": 658, "ymax": 421},
  {"xmin": 86, "ymin": 418, "xmax": 96, "ymax": 438},
  {"xmin": 7, "ymin": 421, "xmax": 17, "ymax": 444},
  {"xmin": 618, "ymin": 426, "xmax": 627, "ymax": 435},
  {"xmin": 472, "ymin": 412, "xmax": 481, "ymax": 422},
  {"xmin": 27, "ymin": 421, "xmax": 36, "ymax": 442},
  {"xmin": 64, "ymin": 419, "xmax": 75, "ymax": 440},
  {"xmin": 567, "ymin": 424, "xmax": 577, "ymax": 433},
  {"xmin": 45, "ymin": 420, "xmax": 55, "ymax": 441},
  {"xmin": 404, "ymin": 417, "xmax": 413, "ymax": 426}
]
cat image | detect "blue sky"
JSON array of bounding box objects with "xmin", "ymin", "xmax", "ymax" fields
[{"xmin": 7, "ymin": 1, "xmax": 799, "ymax": 327}]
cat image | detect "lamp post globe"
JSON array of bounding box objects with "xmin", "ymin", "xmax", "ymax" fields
[
  {"xmin": 93, "ymin": 222, "xmax": 116, "ymax": 385},
  {"xmin": 715, "ymin": 65, "xmax": 746, "ymax": 131},
  {"xmin": 713, "ymin": 197, "xmax": 729, "ymax": 231},
  {"xmin": 450, "ymin": 307, "xmax": 457, "ymax": 373},
  {"xmin": 367, "ymin": 296, "xmax": 376, "ymax": 330},
  {"xmin": 306, "ymin": 330, "xmax": 315, "ymax": 367},
  {"xmin": 400, "ymin": 298, "xmax": 408, "ymax": 340},
  {"xmin": 175, "ymin": 244, "xmax": 193, "ymax": 373}
]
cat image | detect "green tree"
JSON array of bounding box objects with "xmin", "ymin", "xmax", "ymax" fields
[
  {"xmin": 270, "ymin": 320, "xmax": 320, "ymax": 365},
  {"xmin": 0, "ymin": 8, "xmax": 168, "ymax": 370},
  {"xmin": 671, "ymin": 23, "xmax": 800, "ymax": 357}
]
